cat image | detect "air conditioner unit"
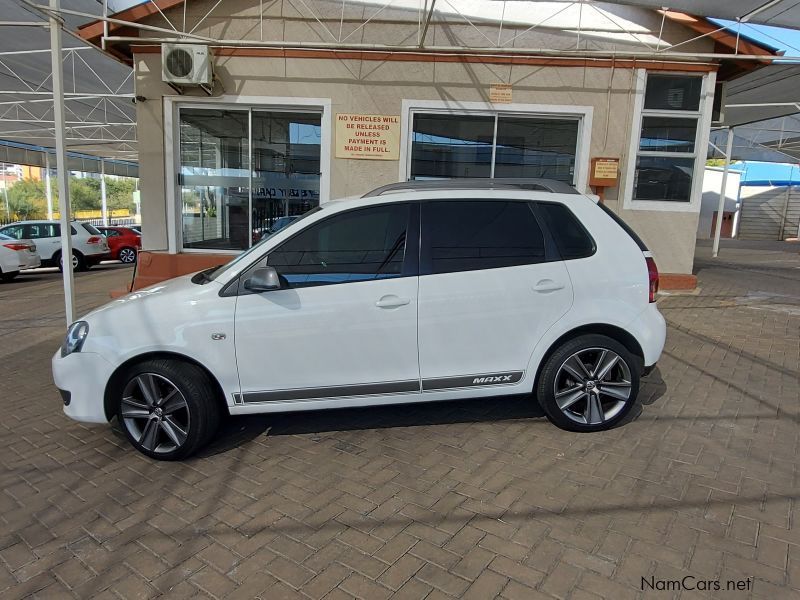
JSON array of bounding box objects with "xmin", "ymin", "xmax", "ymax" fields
[{"xmin": 162, "ymin": 44, "xmax": 212, "ymax": 86}]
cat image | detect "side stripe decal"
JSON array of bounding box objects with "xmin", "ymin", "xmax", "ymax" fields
[{"xmin": 237, "ymin": 371, "xmax": 525, "ymax": 404}]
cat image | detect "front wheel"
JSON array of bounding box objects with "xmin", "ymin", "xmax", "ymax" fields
[
  {"xmin": 536, "ymin": 334, "xmax": 640, "ymax": 432},
  {"xmin": 116, "ymin": 359, "xmax": 220, "ymax": 460}
]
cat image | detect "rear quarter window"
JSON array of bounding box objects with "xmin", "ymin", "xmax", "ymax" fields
[
  {"xmin": 536, "ymin": 202, "xmax": 596, "ymax": 260},
  {"xmin": 82, "ymin": 223, "xmax": 102, "ymax": 235}
]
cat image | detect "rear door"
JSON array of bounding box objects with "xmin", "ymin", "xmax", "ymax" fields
[
  {"xmin": 24, "ymin": 223, "xmax": 60, "ymax": 262},
  {"xmin": 417, "ymin": 199, "xmax": 573, "ymax": 392}
]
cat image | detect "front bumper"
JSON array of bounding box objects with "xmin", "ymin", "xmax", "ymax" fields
[{"xmin": 52, "ymin": 350, "xmax": 115, "ymax": 423}]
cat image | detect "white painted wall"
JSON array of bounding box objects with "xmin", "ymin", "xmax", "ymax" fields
[{"xmin": 698, "ymin": 167, "xmax": 742, "ymax": 239}]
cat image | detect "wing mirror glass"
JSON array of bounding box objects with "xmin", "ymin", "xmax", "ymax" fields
[{"xmin": 244, "ymin": 266, "xmax": 281, "ymax": 292}]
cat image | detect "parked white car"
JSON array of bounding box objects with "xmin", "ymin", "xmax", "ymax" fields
[
  {"xmin": 53, "ymin": 179, "xmax": 666, "ymax": 460},
  {"xmin": 0, "ymin": 233, "xmax": 41, "ymax": 277},
  {"xmin": 0, "ymin": 220, "xmax": 110, "ymax": 271}
]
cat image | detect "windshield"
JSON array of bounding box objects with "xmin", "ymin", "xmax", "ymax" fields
[{"xmin": 203, "ymin": 206, "xmax": 323, "ymax": 282}]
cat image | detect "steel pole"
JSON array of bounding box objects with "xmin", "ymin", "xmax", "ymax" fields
[
  {"xmin": 100, "ymin": 158, "xmax": 108, "ymax": 226},
  {"xmin": 49, "ymin": 0, "xmax": 75, "ymax": 324},
  {"xmin": 712, "ymin": 127, "xmax": 735, "ymax": 258},
  {"xmin": 2, "ymin": 163, "xmax": 9, "ymax": 216},
  {"xmin": 45, "ymin": 153, "xmax": 53, "ymax": 219}
]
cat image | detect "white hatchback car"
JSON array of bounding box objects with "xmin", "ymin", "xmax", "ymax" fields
[
  {"xmin": 53, "ymin": 180, "xmax": 666, "ymax": 460},
  {"xmin": 0, "ymin": 220, "xmax": 110, "ymax": 271}
]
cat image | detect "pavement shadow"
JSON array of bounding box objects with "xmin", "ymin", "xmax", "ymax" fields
[{"xmin": 199, "ymin": 395, "xmax": 545, "ymax": 457}]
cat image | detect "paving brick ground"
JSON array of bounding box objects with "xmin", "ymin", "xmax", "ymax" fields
[{"xmin": 0, "ymin": 243, "xmax": 798, "ymax": 599}]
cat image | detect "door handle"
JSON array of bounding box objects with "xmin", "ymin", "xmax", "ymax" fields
[
  {"xmin": 534, "ymin": 279, "xmax": 565, "ymax": 293},
  {"xmin": 375, "ymin": 295, "xmax": 411, "ymax": 308}
]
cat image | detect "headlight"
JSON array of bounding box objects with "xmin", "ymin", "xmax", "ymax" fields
[{"xmin": 61, "ymin": 321, "xmax": 89, "ymax": 357}]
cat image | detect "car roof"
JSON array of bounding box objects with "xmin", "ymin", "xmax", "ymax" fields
[{"xmin": 325, "ymin": 188, "xmax": 591, "ymax": 214}]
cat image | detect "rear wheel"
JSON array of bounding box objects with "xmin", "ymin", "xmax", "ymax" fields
[
  {"xmin": 536, "ymin": 334, "xmax": 640, "ymax": 432},
  {"xmin": 56, "ymin": 251, "xmax": 84, "ymax": 272},
  {"xmin": 118, "ymin": 247, "xmax": 137, "ymax": 264},
  {"xmin": 116, "ymin": 359, "xmax": 220, "ymax": 460}
]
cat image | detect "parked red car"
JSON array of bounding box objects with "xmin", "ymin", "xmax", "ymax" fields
[{"xmin": 97, "ymin": 226, "xmax": 141, "ymax": 264}]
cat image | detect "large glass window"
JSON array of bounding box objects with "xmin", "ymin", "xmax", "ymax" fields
[
  {"xmin": 410, "ymin": 113, "xmax": 579, "ymax": 183},
  {"xmin": 178, "ymin": 107, "xmax": 322, "ymax": 251},
  {"xmin": 633, "ymin": 74, "xmax": 702, "ymax": 203},
  {"xmin": 268, "ymin": 204, "xmax": 409, "ymax": 287},
  {"xmin": 422, "ymin": 200, "xmax": 545, "ymax": 274}
]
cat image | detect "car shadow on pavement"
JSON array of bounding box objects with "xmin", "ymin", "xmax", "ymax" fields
[
  {"xmin": 198, "ymin": 395, "xmax": 546, "ymax": 457},
  {"xmin": 198, "ymin": 374, "xmax": 667, "ymax": 458}
]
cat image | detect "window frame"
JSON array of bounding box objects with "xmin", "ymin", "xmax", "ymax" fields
[
  {"xmin": 419, "ymin": 199, "xmax": 558, "ymax": 276},
  {"xmin": 623, "ymin": 69, "xmax": 716, "ymax": 213},
  {"xmin": 164, "ymin": 95, "xmax": 332, "ymax": 254},
  {"xmin": 236, "ymin": 201, "xmax": 420, "ymax": 294},
  {"xmin": 399, "ymin": 100, "xmax": 593, "ymax": 192}
]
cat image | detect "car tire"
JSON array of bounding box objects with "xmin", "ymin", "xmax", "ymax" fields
[
  {"xmin": 116, "ymin": 359, "xmax": 220, "ymax": 460},
  {"xmin": 56, "ymin": 251, "xmax": 85, "ymax": 272},
  {"xmin": 118, "ymin": 247, "xmax": 137, "ymax": 264},
  {"xmin": 536, "ymin": 334, "xmax": 640, "ymax": 432}
]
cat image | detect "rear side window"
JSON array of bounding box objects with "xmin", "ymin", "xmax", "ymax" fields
[
  {"xmin": 537, "ymin": 202, "xmax": 595, "ymax": 259},
  {"xmin": 422, "ymin": 200, "xmax": 545, "ymax": 275},
  {"xmin": 597, "ymin": 203, "xmax": 649, "ymax": 251},
  {"xmin": 82, "ymin": 223, "xmax": 102, "ymax": 235},
  {"xmin": 25, "ymin": 224, "xmax": 58, "ymax": 239}
]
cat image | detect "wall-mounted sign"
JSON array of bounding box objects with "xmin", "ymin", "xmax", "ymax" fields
[
  {"xmin": 490, "ymin": 83, "xmax": 512, "ymax": 104},
  {"xmin": 589, "ymin": 157, "xmax": 620, "ymax": 187},
  {"xmin": 335, "ymin": 113, "xmax": 400, "ymax": 160}
]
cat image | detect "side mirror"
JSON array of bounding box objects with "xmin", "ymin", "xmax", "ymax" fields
[{"xmin": 244, "ymin": 266, "xmax": 281, "ymax": 292}]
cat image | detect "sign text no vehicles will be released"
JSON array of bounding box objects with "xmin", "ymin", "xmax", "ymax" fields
[{"xmin": 335, "ymin": 113, "xmax": 401, "ymax": 161}]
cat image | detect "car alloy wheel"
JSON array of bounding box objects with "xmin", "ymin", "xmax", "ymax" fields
[
  {"xmin": 554, "ymin": 347, "xmax": 632, "ymax": 425},
  {"xmin": 120, "ymin": 373, "xmax": 191, "ymax": 454},
  {"xmin": 119, "ymin": 247, "xmax": 137, "ymax": 263}
]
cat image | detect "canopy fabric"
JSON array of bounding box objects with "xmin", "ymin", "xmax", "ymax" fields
[
  {"xmin": 722, "ymin": 64, "xmax": 800, "ymax": 127},
  {"xmin": 0, "ymin": 0, "xmax": 137, "ymax": 166}
]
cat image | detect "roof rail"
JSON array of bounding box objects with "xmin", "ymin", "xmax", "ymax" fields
[{"xmin": 362, "ymin": 178, "xmax": 579, "ymax": 197}]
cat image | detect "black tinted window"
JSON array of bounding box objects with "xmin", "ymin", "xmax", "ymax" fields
[
  {"xmin": 423, "ymin": 201, "xmax": 545, "ymax": 274},
  {"xmin": 537, "ymin": 203, "xmax": 595, "ymax": 259},
  {"xmin": 25, "ymin": 224, "xmax": 58, "ymax": 239},
  {"xmin": 268, "ymin": 204, "xmax": 409, "ymax": 287},
  {"xmin": 82, "ymin": 223, "xmax": 102, "ymax": 235}
]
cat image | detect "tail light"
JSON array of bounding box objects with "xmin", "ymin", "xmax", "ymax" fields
[
  {"xmin": 3, "ymin": 242, "xmax": 31, "ymax": 251},
  {"xmin": 87, "ymin": 236, "xmax": 102, "ymax": 244},
  {"xmin": 645, "ymin": 256, "xmax": 659, "ymax": 303}
]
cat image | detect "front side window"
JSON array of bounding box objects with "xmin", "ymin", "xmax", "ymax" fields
[
  {"xmin": 633, "ymin": 74, "xmax": 702, "ymax": 203},
  {"xmin": 410, "ymin": 113, "xmax": 579, "ymax": 184},
  {"xmin": 422, "ymin": 200, "xmax": 545, "ymax": 275},
  {"xmin": 268, "ymin": 204, "xmax": 410, "ymax": 287}
]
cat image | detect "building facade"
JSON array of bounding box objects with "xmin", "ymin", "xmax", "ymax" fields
[{"xmin": 79, "ymin": 0, "xmax": 776, "ymax": 288}]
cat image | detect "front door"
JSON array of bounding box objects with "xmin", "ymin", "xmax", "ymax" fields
[
  {"xmin": 234, "ymin": 202, "xmax": 420, "ymax": 405},
  {"xmin": 417, "ymin": 199, "xmax": 573, "ymax": 391}
]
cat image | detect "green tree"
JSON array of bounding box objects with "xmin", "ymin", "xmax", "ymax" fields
[
  {"xmin": 5, "ymin": 178, "xmax": 48, "ymax": 219},
  {"xmin": 105, "ymin": 177, "xmax": 137, "ymax": 211}
]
